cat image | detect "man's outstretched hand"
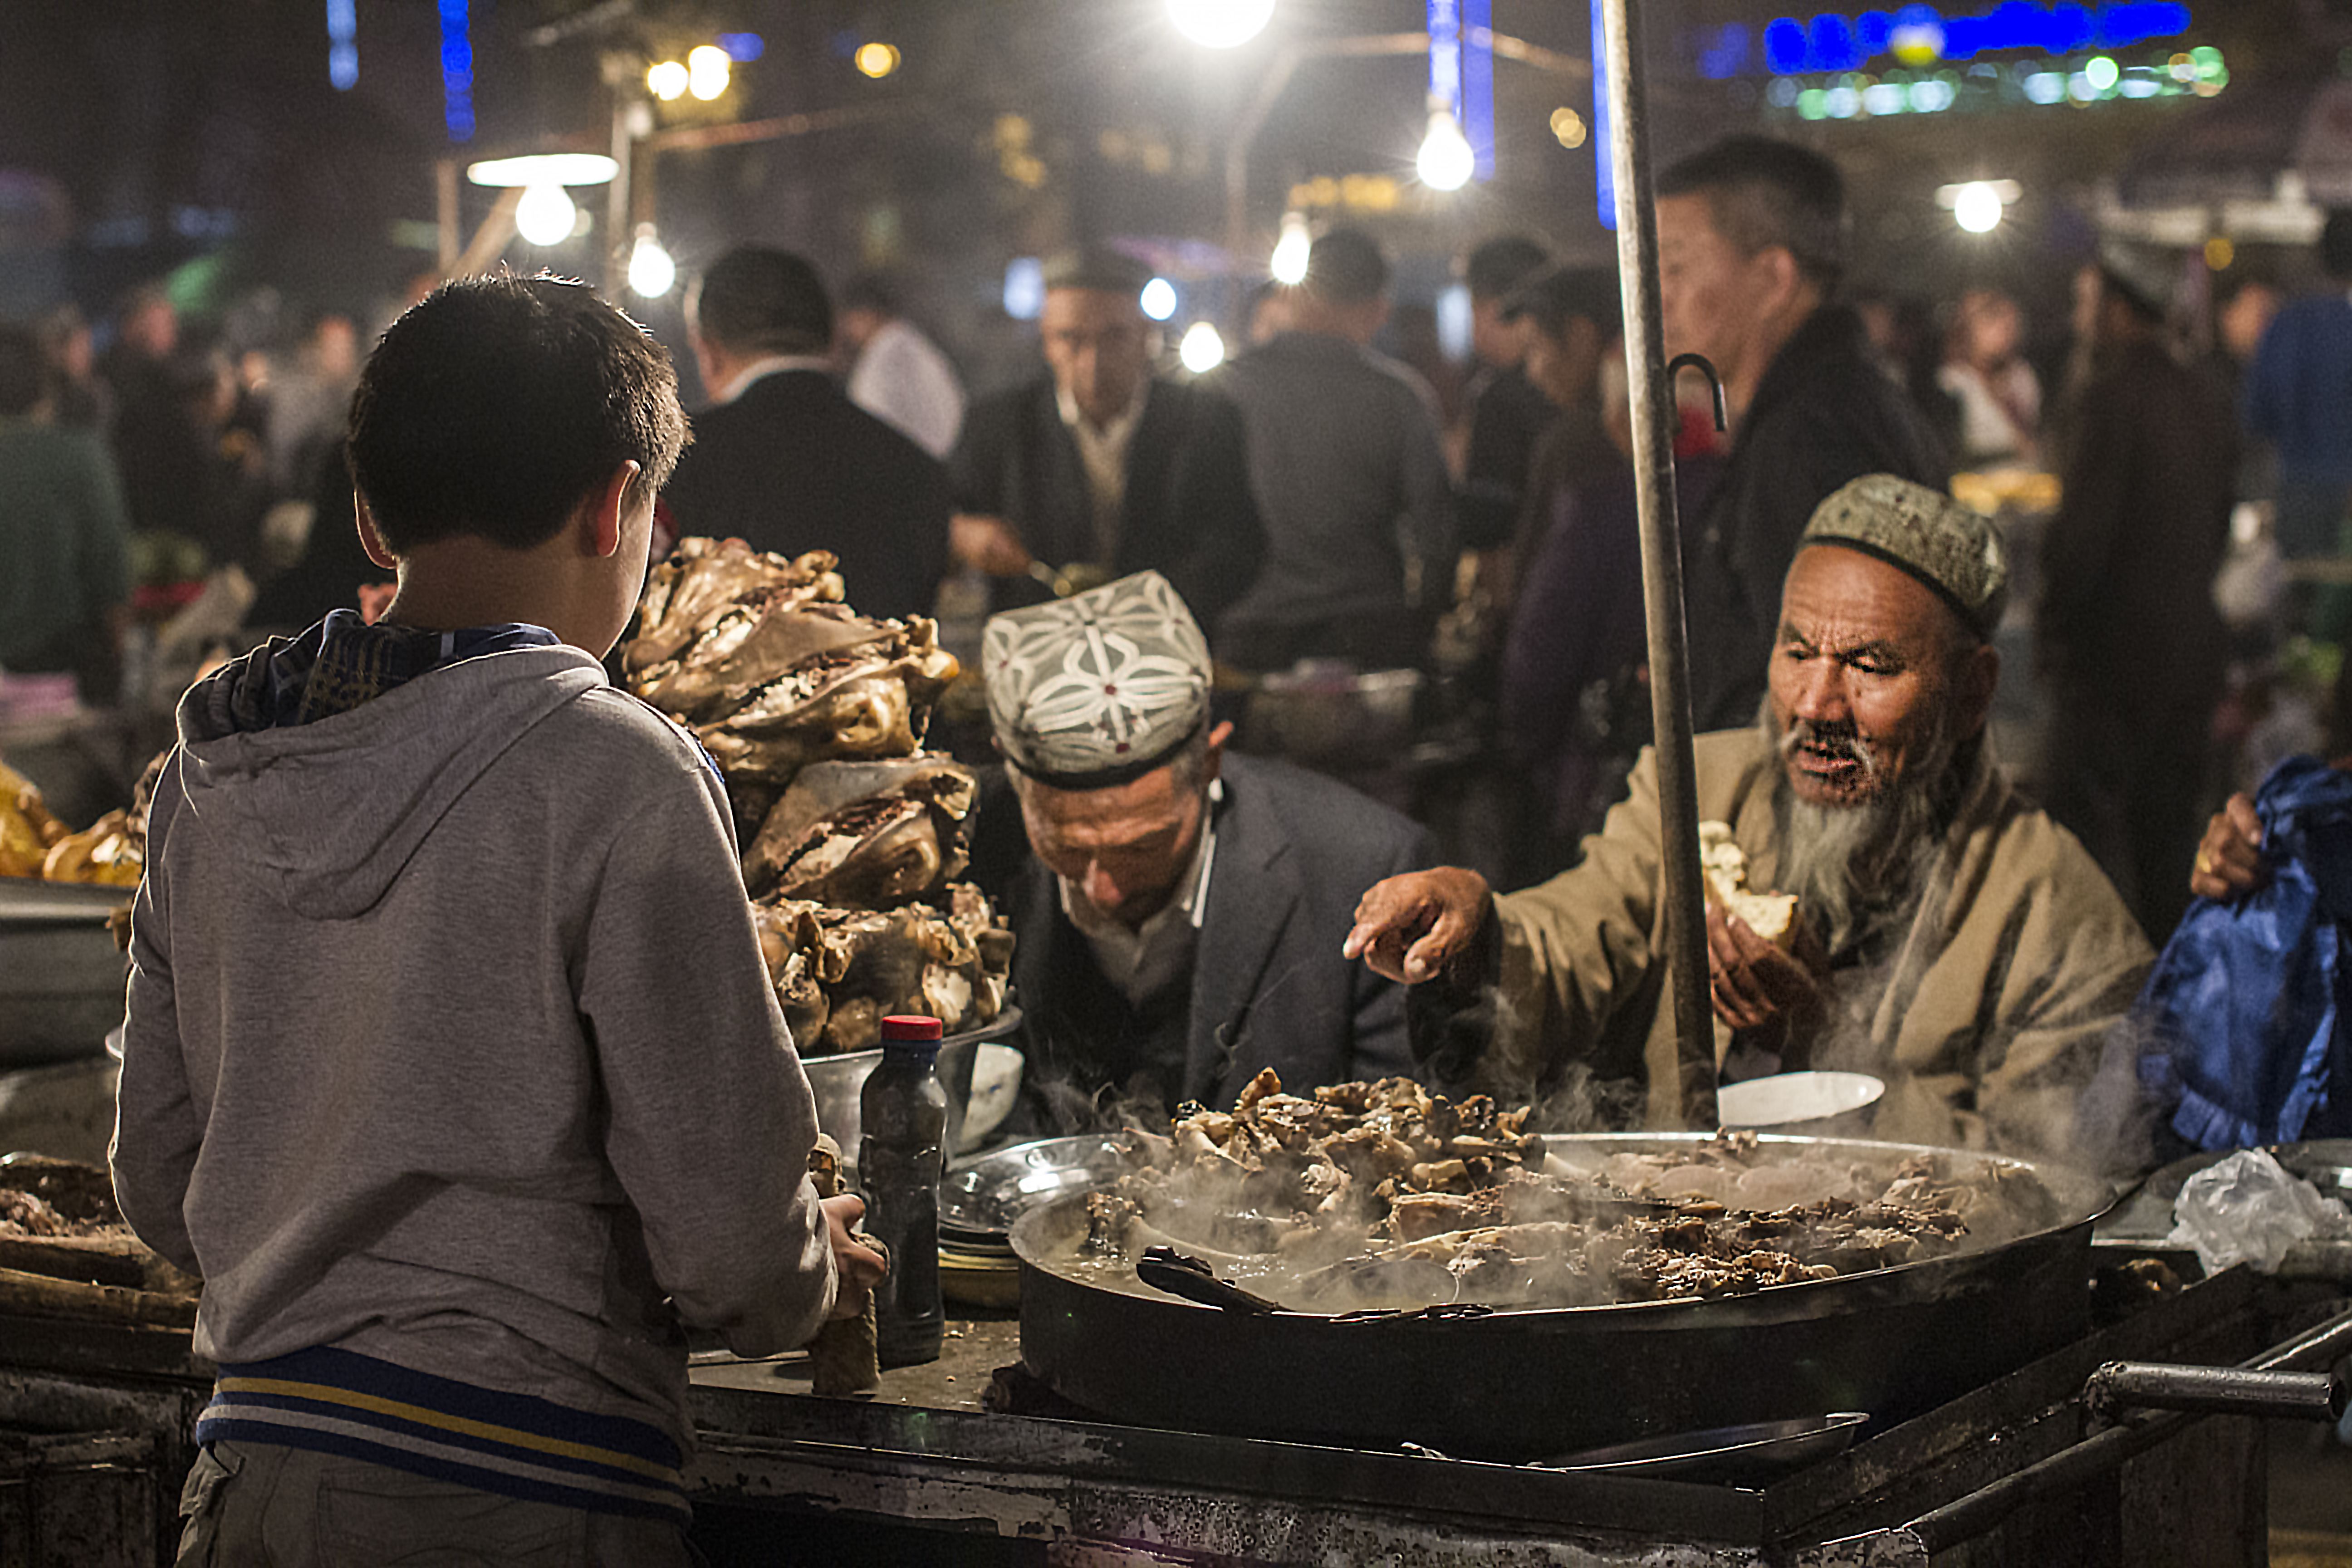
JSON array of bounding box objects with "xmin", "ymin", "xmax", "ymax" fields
[
  {"xmin": 2189, "ymin": 791, "xmax": 2267, "ymax": 904},
  {"xmin": 1343, "ymin": 867, "xmax": 1493, "ymax": 985}
]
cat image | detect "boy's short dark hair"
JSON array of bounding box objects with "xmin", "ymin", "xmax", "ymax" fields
[
  {"xmin": 345, "ymin": 274, "xmax": 687, "ymax": 555},
  {"xmin": 1465, "ymin": 235, "xmax": 1549, "ymax": 301},
  {"xmin": 0, "ymin": 326, "xmax": 47, "ymax": 417},
  {"xmin": 691, "ymin": 248, "xmax": 833, "ymax": 357},
  {"xmin": 1657, "ymin": 136, "xmax": 1847, "ymax": 294},
  {"xmin": 1304, "ymin": 227, "xmax": 1390, "ymax": 305}
]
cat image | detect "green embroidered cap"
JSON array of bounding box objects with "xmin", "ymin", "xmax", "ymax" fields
[{"xmin": 1799, "ymin": 473, "xmax": 2009, "ymax": 640}]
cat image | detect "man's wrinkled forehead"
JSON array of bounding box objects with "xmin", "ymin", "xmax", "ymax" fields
[
  {"xmin": 1018, "ymin": 761, "xmax": 1195, "ymax": 841},
  {"xmin": 1781, "ymin": 544, "xmax": 1968, "ymax": 657}
]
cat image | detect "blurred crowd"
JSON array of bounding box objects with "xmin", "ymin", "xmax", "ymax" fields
[{"xmin": 6, "ymin": 133, "xmax": 2350, "ymax": 955}]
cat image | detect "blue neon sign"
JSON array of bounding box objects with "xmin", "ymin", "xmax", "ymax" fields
[
  {"xmin": 440, "ymin": 0, "xmax": 473, "ymax": 142},
  {"xmin": 1717, "ymin": 2, "xmax": 2190, "ymax": 78}
]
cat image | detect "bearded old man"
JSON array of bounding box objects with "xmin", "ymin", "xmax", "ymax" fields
[{"xmin": 1347, "ymin": 475, "xmax": 2153, "ymax": 1152}]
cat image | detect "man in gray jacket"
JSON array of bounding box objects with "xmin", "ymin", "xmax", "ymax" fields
[
  {"xmin": 1214, "ymin": 226, "xmax": 1458, "ymax": 672},
  {"xmin": 113, "ymin": 275, "xmax": 882, "ymax": 1562}
]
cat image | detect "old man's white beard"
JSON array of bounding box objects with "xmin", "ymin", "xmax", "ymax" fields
[{"xmin": 1764, "ymin": 701, "xmax": 1959, "ymax": 953}]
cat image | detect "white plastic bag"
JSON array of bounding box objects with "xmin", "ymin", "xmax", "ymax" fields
[{"xmin": 2163, "ymin": 1149, "xmax": 2352, "ymax": 1274}]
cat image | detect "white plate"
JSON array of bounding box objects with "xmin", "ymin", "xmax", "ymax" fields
[
  {"xmin": 959, "ymin": 1042, "xmax": 1024, "ymax": 1153},
  {"xmin": 1716, "ymin": 1071, "xmax": 1885, "ymax": 1129}
]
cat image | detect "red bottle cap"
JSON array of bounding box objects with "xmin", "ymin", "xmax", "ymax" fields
[{"xmin": 880, "ymin": 1014, "xmax": 945, "ymax": 1043}]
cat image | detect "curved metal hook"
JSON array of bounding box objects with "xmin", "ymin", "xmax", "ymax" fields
[{"xmin": 1667, "ymin": 353, "xmax": 1727, "ymax": 433}]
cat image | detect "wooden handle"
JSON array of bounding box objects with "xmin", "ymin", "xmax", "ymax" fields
[{"xmin": 807, "ymin": 1134, "xmax": 880, "ymax": 1395}]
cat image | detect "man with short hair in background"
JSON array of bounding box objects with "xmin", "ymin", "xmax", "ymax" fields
[
  {"xmin": 950, "ymin": 249, "xmax": 1263, "ymax": 637},
  {"xmin": 0, "ymin": 323, "xmax": 132, "ymax": 703},
  {"xmin": 1455, "ymin": 234, "xmax": 1554, "ymax": 559},
  {"xmin": 1215, "ymin": 226, "xmax": 1459, "ymax": 672},
  {"xmin": 662, "ymin": 246, "xmax": 950, "ymax": 622},
  {"xmin": 1656, "ymin": 136, "xmax": 1947, "ymax": 731}
]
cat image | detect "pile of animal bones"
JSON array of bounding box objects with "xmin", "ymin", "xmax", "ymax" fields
[{"xmin": 622, "ymin": 539, "xmax": 1012, "ymax": 1051}]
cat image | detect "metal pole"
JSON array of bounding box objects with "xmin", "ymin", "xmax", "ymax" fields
[
  {"xmin": 605, "ymin": 93, "xmax": 632, "ymax": 299},
  {"xmin": 1597, "ymin": 0, "xmax": 1716, "ymax": 1129}
]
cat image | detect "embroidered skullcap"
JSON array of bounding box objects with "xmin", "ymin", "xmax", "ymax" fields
[
  {"xmin": 1799, "ymin": 474, "xmax": 2009, "ymax": 641},
  {"xmin": 983, "ymin": 571, "xmax": 1211, "ymax": 789}
]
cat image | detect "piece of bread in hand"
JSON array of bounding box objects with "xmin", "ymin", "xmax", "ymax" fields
[{"xmin": 1698, "ymin": 820, "xmax": 1798, "ymax": 949}]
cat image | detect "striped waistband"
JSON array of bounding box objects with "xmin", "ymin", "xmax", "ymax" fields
[{"xmin": 197, "ymin": 1345, "xmax": 686, "ymax": 1521}]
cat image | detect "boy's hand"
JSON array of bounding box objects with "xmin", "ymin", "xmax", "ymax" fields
[{"xmin": 819, "ymin": 1194, "xmax": 888, "ymax": 1320}]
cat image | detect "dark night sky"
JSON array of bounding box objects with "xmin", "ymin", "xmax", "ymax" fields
[{"xmin": 0, "ymin": 0, "xmax": 2333, "ymax": 366}]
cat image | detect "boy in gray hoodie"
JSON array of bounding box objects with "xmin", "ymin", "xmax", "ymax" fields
[{"xmin": 113, "ymin": 274, "xmax": 883, "ymax": 1564}]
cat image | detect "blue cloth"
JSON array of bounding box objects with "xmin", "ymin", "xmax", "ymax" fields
[
  {"xmin": 2136, "ymin": 755, "xmax": 2352, "ymax": 1149},
  {"xmin": 2246, "ymin": 294, "xmax": 2352, "ymax": 487}
]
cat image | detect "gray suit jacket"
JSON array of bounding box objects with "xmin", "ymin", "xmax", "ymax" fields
[{"xmin": 983, "ymin": 754, "xmax": 1434, "ymax": 1118}]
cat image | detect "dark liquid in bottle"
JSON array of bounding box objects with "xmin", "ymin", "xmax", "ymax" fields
[{"xmin": 860, "ymin": 1024, "xmax": 947, "ymax": 1369}]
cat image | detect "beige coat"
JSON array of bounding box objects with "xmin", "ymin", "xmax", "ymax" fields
[{"xmin": 1490, "ymin": 728, "xmax": 2154, "ymax": 1152}]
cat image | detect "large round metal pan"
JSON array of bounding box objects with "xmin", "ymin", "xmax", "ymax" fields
[{"xmin": 1012, "ymin": 1132, "xmax": 2113, "ymax": 1461}]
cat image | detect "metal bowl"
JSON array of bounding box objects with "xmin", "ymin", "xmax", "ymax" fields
[
  {"xmin": 1241, "ymin": 664, "xmax": 1421, "ymax": 767},
  {"xmin": 0, "ymin": 882, "xmax": 131, "ymax": 1068},
  {"xmin": 802, "ymin": 1006, "xmax": 1022, "ymax": 1176}
]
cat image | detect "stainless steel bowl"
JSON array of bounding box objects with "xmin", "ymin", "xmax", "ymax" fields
[
  {"xmin": 0, "ymin": 884, "xmax": 130, "ymax": 1068},
  {"xmin": 1241, "ymin": 664, "xmax": 1421, "ymax": 767}
]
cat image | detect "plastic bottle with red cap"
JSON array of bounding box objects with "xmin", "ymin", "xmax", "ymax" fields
[{"xmin": 860, "ymin": 1014, "xmax": 946, "ymax": 1367}]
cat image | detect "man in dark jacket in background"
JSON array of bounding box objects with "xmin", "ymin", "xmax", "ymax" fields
[
  {"xmin": 2039, "ymin": 250, "xmax": 2238, "ymax": 944},
  {"xmin": 949, "ymin": 249, "xmax": 1263, "ymax": 638},
  {"xmin": 662, "ymin": 247, "xmax": 950, "ymax": 622},
  {"xmin": 967, "ymin": 572, "xmax": 1432, "ymax": 1125},
  {"xmin": 1659, "ymin": 136, "xmax": 1948, "ymax": 731},
  {"xmin": 1455, "ymin": 234, "xmax": 1554, "ymax": 560}
]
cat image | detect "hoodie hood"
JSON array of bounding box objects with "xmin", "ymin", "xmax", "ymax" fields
[{"xmin": 174, "ymin": 625, "xmax": 609, "ymax": 920}]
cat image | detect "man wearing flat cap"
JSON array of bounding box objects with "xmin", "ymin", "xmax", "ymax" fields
[
  {"xmin": 968, "ymin": 571, "xmax": 1434, "ymax": 1121},
  {"xmin": 1347, "ymin": 475, "xmax": 2153, "ymax": 1154},
  {"xmin": 948, "ymin": 248, "xmax": 1264, "ymax": 637}
]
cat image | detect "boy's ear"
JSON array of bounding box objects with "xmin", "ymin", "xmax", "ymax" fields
[
  {"xmin": 582, "ymin": 461, "xmax": 643, "ymax": 560},
  {"xmin": 355, "ymin": 495, "xmax": 398, "ymax": 571}
]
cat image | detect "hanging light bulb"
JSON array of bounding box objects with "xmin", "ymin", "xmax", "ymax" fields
[
  {"xmin": 687, "ymin": 44, "xmax": 731, "ymax": 100},
  {"xmin": 1166, "ymin": 0, "xmax": 1274, "ymax": 49},
  {"xmin": 627, "ymin": 225, "xmax": 676, "ymax": 298},
  {"xmin": 1139, "ymin": 278, "xmax": 1178, "ymax": 322},
  {"xmin": 1416, "ymin": 104, "xmax": 1475, "ymax": 192},
  {"xmin": 1951, "ymin": 181, "xmax": 2004, "ymax": 234},
  {"xmin": 1179, "ymin": 322, "xmax": 1226, "ymax": 373},
  {"xmin": 1269, "ymin": 211, "xmax": 1311, "ymax": 285},
  {"xmin": 514, "ymin": 181, "xmax": 578, "ymax": 247}
]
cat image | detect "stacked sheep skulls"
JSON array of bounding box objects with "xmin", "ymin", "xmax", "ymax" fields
[{"xmin": 624, "ymin": 539, "xmax": 1012, "ymax": 1050}]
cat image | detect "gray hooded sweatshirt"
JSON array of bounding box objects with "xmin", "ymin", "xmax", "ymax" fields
[{"xmin": 112, "ymin": 636, "xmax": 836, "ymax": 1460}]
